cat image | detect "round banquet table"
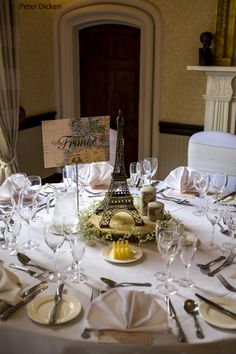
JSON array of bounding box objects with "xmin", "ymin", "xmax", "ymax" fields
[{"xmin": 0, "ymin": 187, "xmax": 236, "ymax": 354}]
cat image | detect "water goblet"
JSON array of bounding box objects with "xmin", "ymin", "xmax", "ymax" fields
[
  {"xmin": 9, "ymin": 173, "xmax": 29, "ymax": 210},
  {"xmin": 143, "ymin": 157, "xmax": 158, "ymax": 184},
  {"xmin": 206, "ymin": 203, "xmax": 221, "ymax": 250},
  {"xmin": 193, "ymin": 171, "xmax": 210, "ymax": 216},
  {"xmin": 44, "ymin": 222, "xmax": 66, "ymax": 282},
  {"xmin": 212, "ymin": 172, "xmax": 228, "ymax": 202},
  {"xmin": 177, "ymin": 232, "xmax": 197, "ymax": 287},
  {"xmin": 70, "ymin": 234, "xmax": 87, "ymax": 284},
  {"xmin": 156, "ymin": 228, "xmax": 179, "ymax": 295}
]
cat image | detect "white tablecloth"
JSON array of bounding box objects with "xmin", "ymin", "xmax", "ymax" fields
[{"xmin": 0, "ymin": 190, "xmax": 236, "ymax": 354}]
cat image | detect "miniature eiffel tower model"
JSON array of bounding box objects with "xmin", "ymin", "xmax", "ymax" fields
[{"xmin": 98, "ymin": 110, "xmax": 144, "ymax": 228}]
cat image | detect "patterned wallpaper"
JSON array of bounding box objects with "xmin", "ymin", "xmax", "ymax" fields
[{"xmin": 16, "ymin": 0, "xmax": 215, "ymax": 125}]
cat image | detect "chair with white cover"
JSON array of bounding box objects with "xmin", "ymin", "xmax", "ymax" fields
[{"xmin": 187, "ymin": 131, "xmax": 236, "ymax": 193}]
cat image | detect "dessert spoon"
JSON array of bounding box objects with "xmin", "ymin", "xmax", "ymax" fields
[
  {"xmin": 100, "ymin": 277, "xmax": 152, "ymax": 288},
  {"xmin": 184, "ymin": 299, "xmax": 204, "ymax": 339},
  {"xmin": 17, "ymin": 252, "xmax": 52, "ymax": 273}
]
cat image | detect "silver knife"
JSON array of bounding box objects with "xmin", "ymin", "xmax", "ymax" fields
[
  {"xmin": 168, "ymin": 298, "xmax": 187, "ymax": 342},
  {"xmin": 48, "ymin": 283, "xmax": 64, "ymax": 325},
  {"xmin": 0, "ymin": 283, "xmax": 48, "ymax": 320},
  {"xmin": 9, "ymin": 263, "xmax": 46, "ymax": 278},
  {"xmin": 195, "ymin": 293, "xmax": 236, "ymax": 320},
  {"xmin": 0, "ymin": 281, "xmax": 47, "ymax": 315}
]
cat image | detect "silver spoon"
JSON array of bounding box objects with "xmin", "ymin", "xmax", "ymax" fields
[
  {"xmin": 100, "ymin": 277, "xmax": 152, "ymax": 288},
  {"xmin": 184, "ymin": 299, "xmax": 204, "ymax": 339},
  {"xmin": 17, "ymin": 252, "xmax": 52, "ymax": 273}
]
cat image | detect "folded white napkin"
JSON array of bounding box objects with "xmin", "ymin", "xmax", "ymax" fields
[
  {"xmin": 0, "ymin": 265, "xmax": 22, "ymax": 305},
  {"xmin": 85, "ymin": 288, "xmax": 168, "ymax": 332},
  {"xmin": 77, "ymin": 162, "xmax": 113, "ymax": 188},
  {"xmin": 163, "ymin": 166, "xmax": 197, "ymax": 193}
]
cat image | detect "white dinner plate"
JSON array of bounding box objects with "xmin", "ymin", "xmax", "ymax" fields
[
  {"xmin": 199, "ymin": 298, "xmax": 236, "ymax": 329},
  {"xmin": 101, "ymin": 245, "xmax": 143, "ymax": 264},
  {"xmin": 27, "ymin": 294, "xmax": 81, "ymax": 325}
]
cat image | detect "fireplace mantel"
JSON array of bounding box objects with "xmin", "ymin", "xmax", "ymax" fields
[{"xmin": 187, "ymin": 65, "xmax": 236, "ymax": 134}]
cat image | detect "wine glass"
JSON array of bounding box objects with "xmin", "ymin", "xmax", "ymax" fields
[
  {"xmin": 129, "ymin": 162, "xmax": 141, "ymax": 187},
  {"xmin": 70, "ymin": 234, "xmax": 87, "ymax": 283},
  {"xmin": 206, "ymin": 203, "xmax": 221, "ymax": 249},
  {"xmin": 44, "ymin": 222, "xmax": 66, "ymax": 282},
  {"xmin": 178, "ymin": 232, "xmax": 197, "ymax": 287},
  {"xmin": 19, "ymin": 192, "xmax": 39, "ymax": 249},
  {"xmin": 136, "ymin": 161, "xmax": 149, "ymax": 186},
  {"xmin": 27, "ymin": 175, "xmax": 42, "ymax": 196},
  {"xmin": 63, "ymin": 215, "xmax": 80, "ymax": 275},
  {"xmin": 212, "ymin": 172, "xmax": 228, "ymax": 202},
  {"xmin": 143, "ymin": 157, "xmax": 158, "ymax": 184},
  {"xmin": 156, "ymin": 228, "xmax": 179, "ymax": 295},
  {"xmin": 193, "ymin": 171, "xmax": 210, "ymax": 216},
  {"xmin": 222, "ymin": 207, "xmax": 236, "ymax": 251}
]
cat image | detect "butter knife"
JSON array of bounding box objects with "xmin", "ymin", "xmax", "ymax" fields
[
  {"xmin": 0, "ymin": 283, "xmax": 48, "ymax": 320},
  {"xmin": 0, "ymin": 281, "xmax": 47, "ymax": 315},
  {"xmin": 48, "ymin": 283, "xmax": 64, "ymax": 325},
  {"xmin": 195, "ymin": 293, "xmax": 236, "ymax": 320},
  {"xmin": 168, "ymin": 298, "xmax": 187, "ymax": 342}
]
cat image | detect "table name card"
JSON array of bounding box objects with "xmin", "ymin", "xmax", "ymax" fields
[{"xmin": 42, "ymin": 116, "xmax": 110, "ymax": 168}]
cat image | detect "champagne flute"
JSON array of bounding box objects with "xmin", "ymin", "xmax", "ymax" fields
[
  {"xmin": 193, "ymin": 171, "xmax": 210, "ymax": 216},
  {"xmin": 212, "ymin": 172, "xmax": 228, "ymax": 202},
  {"xmin": 156, "ymin": 228, "xmax": 179, "ymax": 295},
  {"xmin": 206, "ymin": 203, "xmax": 221, "ymax": 249},
  {"xmin": 70, "ymin": 234, "xmax": 87, "ymax": 283},
  {"xmin": 63, "ymin": 215, "xmax": 80, "ymax": 274},
  {"xmin": 19, "ymin": 192, "xmax": 39, "ymax": 249},
  {"xmin": 8, "ymin": 212, "xmax": 22, "ymax": 256},
  {"xmin": 44, "ymin": 222, "xmax": 66, "ymax": 282},
  {"xmin": 178, "ymin": 232, "xmax": 197, "ymax": 287},
  {"xmin": 222, "ymin": 207, "xmax": 236, "ymax": 251}
]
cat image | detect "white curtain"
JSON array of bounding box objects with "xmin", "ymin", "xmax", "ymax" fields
[{"xmin": 0, "ymin": 0, "xmax": 19, "ymax": 184}]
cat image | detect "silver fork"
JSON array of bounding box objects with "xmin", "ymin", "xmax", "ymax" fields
[
  {"xmin": 217, "ymin": 274, "xmax": 236, "ymax": 292},
  {"xmin": 90, "ymin": 287, "xmax": 100, "ymax": 302},
  {"xmin": 207, "ymin": 253, "xmax": 235, "ymax": 277},
  {"xmin": 159, "ymin": 192, "xmax": 188, "ymax": 204}
]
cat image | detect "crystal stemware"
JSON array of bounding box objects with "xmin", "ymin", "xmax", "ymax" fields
[
  {"xmin": 70, "ymin": 234, "xmax": 87, "ymax": 283},
  {"xmin": 222, "ymin": 207, "xmax": 236, "ymax": 251},
  {"xmin": 206, "ymin": 203, "xmax": 221, "ymax": 250},
  {"xmin": 8, "ymin": 212, "xmax": 22, "ymax": 256},
  {"xmin": 0, "ymin": 205, "xmax": 15, "ymax": 250},
  {"xmin": 19, "ymin": 193, "xmax": 39, "ymax": 249},
  {"xmin": 62, "ymin": 165, "xmax": 74, "ymax": 190},
  {"xmin": 129, "ymin": 162, "xmax": 141, "ymax": 187},
  {"xmin": 63, "ymin": 215, "xmax": 80, "ymax": 275},
  {"xmin": 44, "ymin": 222, "xmax": 66, "ymax": 282},
  {"xmin": 212, "ymin": 172, "xmax": 228, "ymax": 202},
  {"xmin": 193, "ymin": 171, "xmax": 210, "ymax": 217},
  {"xmin": 177, "ymin": 232, "xmax": 197, "ymax": 287},
  {"xmin": 143, "ymin": 157, "xmax": 158, "ymax": 184},
  {"xmin": 156, "ymin": 227, "xmax": 179, "ymax": 295}
]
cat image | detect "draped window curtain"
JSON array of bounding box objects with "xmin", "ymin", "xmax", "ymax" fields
[{"xmin": 0, "ymin": 0, "xmax": 19, "ymax": 184}]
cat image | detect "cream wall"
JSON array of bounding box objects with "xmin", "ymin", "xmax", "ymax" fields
[{"xmin": 17, "ymin": 0, "xmax": 215, "ymax": 125}]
